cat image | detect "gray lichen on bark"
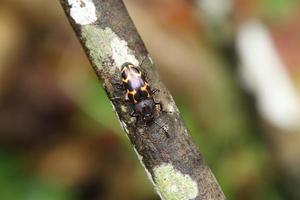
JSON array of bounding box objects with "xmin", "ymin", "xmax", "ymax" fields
[{"xmin": 60, "ymin": 0, "xmax": 226, "ymax": 199}]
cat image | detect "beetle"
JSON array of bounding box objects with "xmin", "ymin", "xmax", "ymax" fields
[{"xmin": 120, "ymin": 62, "xmax": 162, "ymax": 123}]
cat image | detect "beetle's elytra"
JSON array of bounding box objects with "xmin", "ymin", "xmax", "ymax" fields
[{"xmin": 121, "ymin": 62, "xmax": 162, "ymax": 123}]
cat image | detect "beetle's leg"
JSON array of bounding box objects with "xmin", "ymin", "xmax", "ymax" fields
[
  {"xmin": 155, "ymin": 102, "xmax": 173, "ymax": 114},
  {"xmin": 155, "ymin": 102, "xmax": 163, "ymax": 112},
  {"xmin": 131, "ymin": 111, "xmax": 138, "ymax": 117},
  {"xmin": 131, "ymin": 111, "xmax": 141, "ymax": 127},
  {"xmin": 110, "ymin": 82, "xmax": 125, "ymax": 101},
  {"xmin": 139, "ymin": 55, "xmax": 148, "ymax": 68},
  {"xmin": 111, "ymin": 93, "xmax": 132, "ymax": 103},
  {"xmin": 112, "ymin": 82, "xmax": 124, "ymax": 90},
  {"xmin": 139, "ymin": 56, "xmax": 150, "ymax": 79},
  {"xmin": 151, "ymin": 88, "xmax": 160, "ymax": 95},
  {"xmin": 134, "ymin": 115, "xmax": 140, "ymax": 126}
]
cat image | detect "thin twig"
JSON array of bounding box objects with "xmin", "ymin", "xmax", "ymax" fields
[{"xmin": 59, "ymin": 0, "xmax": 226, "ymax": 199}]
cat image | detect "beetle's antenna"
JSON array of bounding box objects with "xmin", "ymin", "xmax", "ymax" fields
[{"xmin": 139, "ymin": 55, "xmax": 148, "ymax": 68}]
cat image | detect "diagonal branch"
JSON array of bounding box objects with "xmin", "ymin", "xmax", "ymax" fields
[{"xmin": 59, "ymin": 0, "xmax": 226, "ymax": 199}]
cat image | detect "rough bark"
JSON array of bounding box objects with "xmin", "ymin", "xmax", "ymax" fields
[{"xmin": 59, "ymin": 0, "xmax": 226, "ymax": 199}]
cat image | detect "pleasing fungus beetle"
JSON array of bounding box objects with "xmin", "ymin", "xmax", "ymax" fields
[
  {"xmin": 112, "ymin": 60, "xmax": 169, "ymax": 137},
  {"xmin": 121, "ymin": 62, "xmax": 162, "ymax": 123}
]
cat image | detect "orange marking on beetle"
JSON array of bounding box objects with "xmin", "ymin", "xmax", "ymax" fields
[
  {"xmin": 127, "ymin": 90, "xmax": 136, "ymax": 95},
  {"xmin": 127, "ymin": 90, "xmax": 137, "ymax": 103},
  {"xmin": 122, "ymin": 78, "xmax": 129, "ymax": 83},
  {"xmin": 140, "ymin": 83, "xmax": 148, "ymax": 91}
]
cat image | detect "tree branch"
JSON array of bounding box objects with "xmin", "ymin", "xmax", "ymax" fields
[{"xmin": 59, "ymin": 0, "xmax": 226, "ymax": 199}]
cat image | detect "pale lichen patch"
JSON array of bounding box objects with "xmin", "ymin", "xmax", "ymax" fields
[
  {"xmin": 121, "ymin": 105, "xmax": 128, "ymax": 113},
  {"xmin": 68, "ymin": 0, "xmax": 97, "ymax": 25},
  {"xmin": 154, "ymin": 164, "xmax": 198, "ymax": 200},
  {"xmin": 110, "ymin": 36, "xmax": 139, "ymax": 68},
  {"xmin": 166, "ymin": 104, "xmax": 176, "ymax": 113},
  {"xmin": 81, "ymin": 26, "xmax": 138, "ymax": 71},
  {"xmin": 81, "ymin": 26, "xmax": 122, "ymax": 71},
  {"xmin": 132, "ymin": 148, "xmax": 164, "ymax": 200}
]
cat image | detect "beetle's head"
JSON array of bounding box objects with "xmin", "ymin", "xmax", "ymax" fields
[{"xmin": 134, "ymin": 99, "xmax": 155, "ymax": 123}]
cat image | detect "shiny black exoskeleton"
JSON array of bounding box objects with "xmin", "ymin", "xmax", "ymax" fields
[{"xmin": 121, "ymin": 62, "xmax": 162, "ymax": 123}]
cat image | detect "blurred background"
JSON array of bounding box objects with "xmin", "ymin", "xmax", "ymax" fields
[{"xmin": 0, "ymin": 0, "xmax": 300, "ymax": 199}]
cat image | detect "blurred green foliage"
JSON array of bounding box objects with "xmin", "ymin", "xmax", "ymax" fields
[
  {"xmin": 0, "ymin": 151, "xmax": 73, "ymax": 200},
  {"xmin": 262, "ymin": 0, "xmax": 295, "ymax": 20}
]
